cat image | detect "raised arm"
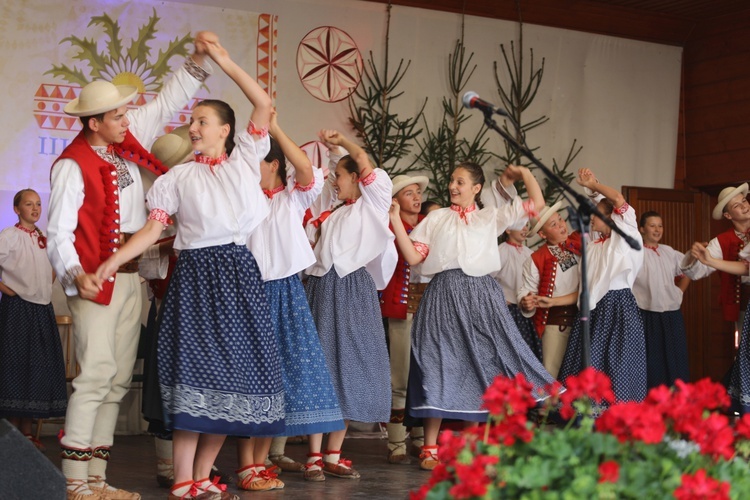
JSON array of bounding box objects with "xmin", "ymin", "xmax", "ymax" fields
[
  {"xmin": 576, "ymin": 168, "xmax": 625, "ymax": 209},
  {"xmin": 204, "ymin": 40, "xmax": 273, "ymax": 129},
  {"xmin": 514, "ymin": 165, "xmax": 544, "ymax": 211},
  {"xmin": 319, "ymin": 130, "xmax": 373, "ymax": 179},
  {"xmin": 389, "ymin": 201, "xmax": 425, "ymax": 266},
  {"xmin": 268, "ymin": 110, "xmax": 313, "ymax": 186}
]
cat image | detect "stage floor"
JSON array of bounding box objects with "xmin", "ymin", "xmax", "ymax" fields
[{"xmin": 39, "ymin": 433, "xmax": 428, "ymax": 499}]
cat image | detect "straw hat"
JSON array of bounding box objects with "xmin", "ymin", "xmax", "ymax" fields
[
  {"xmin": 151, "ymin": 125, "xmax": 193, "ymax": 168},
  {"xmin": 391, "ymin": 174, "xmax": 429, "ymax": 197},
  {"xmin": 529, "ymin": 200, "xmax": 564, "ymax": 236},
  {"xmin": 64, "ymin": 80, "xmax": 138, "ymax": 117},
  {"xmin": 712, "ymin": 183, "xmax": 749, "ymax": 220}
]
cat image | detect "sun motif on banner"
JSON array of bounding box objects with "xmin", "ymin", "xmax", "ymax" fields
[
  {"xmin": 296, "ymin": 26, "xmax": 363, "ymax": 103},
  {"xmin": 35, "ymin": 9, "xmax": 196, "ymax": 132}
]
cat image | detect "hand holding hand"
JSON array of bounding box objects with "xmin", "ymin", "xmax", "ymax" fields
[
  {"xmin": 501, "ymin": 165, "xmax": 525, "ymax": 184},
  {"xmin": 690, "ymin": 241, "xmax": 711, "ymax": 265},
  {"xmin": 74, "ymin": 273, "xmax": 103, "ymax": 300},
  {"xmin": 319, "ymin": 129, "xmax": 344, "ymax": 148},
  {"xmin": 519, "ymin": 292, "xmax": 537, "ymax": 312}
]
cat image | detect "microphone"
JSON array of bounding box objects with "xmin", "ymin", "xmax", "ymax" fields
[{"xmin": 462, "ymin": 91, "xmax": 509, "ymax": 117}]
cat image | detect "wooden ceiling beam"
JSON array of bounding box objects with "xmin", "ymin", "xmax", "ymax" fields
[{"xmin": 363, "ymin": 0, "xmax": 696, "ymax": 46}]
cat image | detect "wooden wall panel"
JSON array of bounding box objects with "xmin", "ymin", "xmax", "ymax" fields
[{"xmin": 683, "ymin": 9, "xmax": 750, "ymax": 190}]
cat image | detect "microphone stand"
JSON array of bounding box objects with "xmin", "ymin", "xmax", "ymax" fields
[{"xmin": 479, "ymin": 108, "xmax": 641, "ymax": 368}]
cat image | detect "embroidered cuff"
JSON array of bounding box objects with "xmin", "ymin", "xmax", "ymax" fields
[
  {"xmin": 295, "ymin": 176, "xmax": 316, "ymax": 192},
  {"xmin": 62, "ymin": 265, "xmax": 85, "ymax": 290},
  {"xmin": 413, "ymin": 241, "xmax": 430, "ymax": 259},
  {"xmin": 522, "ymin": 200, "xmax": 539, "ymax": 219},
  {"xmin": 248, "ymin": 121, "xmax": 268, "ymax": 138},
  {"xmin": 148, "ymin": 208, "xmax": 172, "ymax": 228},
  {"xmin": 614, "ymin": 203, "xmax": 629, "ymax": 216},
  {"xmin": 360, "ymin": 170, "xmax": 376, "ymax": 186},
  {"xmin": 184, "ymin": 57, "xmax": 210, "ymax": 82}
]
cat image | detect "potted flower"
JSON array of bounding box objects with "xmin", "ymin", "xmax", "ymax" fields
[{"xmin": 412, "ymin": 368, "xmax": 750, "ymax": 499}]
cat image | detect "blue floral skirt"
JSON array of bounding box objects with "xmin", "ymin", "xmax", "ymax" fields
[
  {"xmin": 407, "ymin": 270, "xmax": 555, "ymax": 422},
  {"xmin": 0, "ymin": 295, "xmax": 67, "ymax": 418},
  {"xmin": 157, "ymin": 244, "xmax": 284, "ymax": 436},
  {"xmin": 305, "ymin": 268, "xmax": 391, "ymax": 423},
  {"xmin": 266, "ymin": 275, "xmax": 344, "ymax": 435},
  {"xmin": 558, "ymin": 289, "xmax": 647, "ymax": 404}
]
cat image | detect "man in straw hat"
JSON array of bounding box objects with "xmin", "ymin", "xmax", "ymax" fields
[
  {"xmin": 518, "ymin": 201, "xmax": 582, "ymax": 379},
  {"xmin": 380, "ymin": 174, "xmax": 429, "ymax": 465},
  {"xmin": 47, "ymin": 33, "xmax": 216, "ymax": 500},
  {"xmin": 682, "ymin": 183, "xmax": 750, "ymax": 329}
]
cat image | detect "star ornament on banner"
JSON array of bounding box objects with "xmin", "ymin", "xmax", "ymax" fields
[{"xmin": 296, "ymin": 26, "xmax": 363, "ymax": 103}]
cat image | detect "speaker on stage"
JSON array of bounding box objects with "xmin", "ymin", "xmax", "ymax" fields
[{"xmin": 0, "ymin": 418, "xmax": 66, "ymax": 499}]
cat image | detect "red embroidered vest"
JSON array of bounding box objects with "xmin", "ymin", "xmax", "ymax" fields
[
  {"xmin": 380, "ymin": 215, "xmax": 425, "ymax": 319},
  {"xmin": 53, "ymin": 130, "xmax": 168, "ymax": 305},
  {"xmin": 717, "ymin": 229, "xmax": 745, "ymax": 322},
  {"xmin": 528, "ymin": 232, "xmax": 582, "ymax": 337}
]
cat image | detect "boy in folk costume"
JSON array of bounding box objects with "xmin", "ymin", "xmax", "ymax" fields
[
  {"xmin": 47, "ymin": 33, "xmax": 214, "ymax": 500},
  {"xmin": 681, "ymin": 183, "xmax": 750, "ymax": 330},
  {"xmin": 518, "ymin": 201, "xmax": 582, "ymax": 379},
  {"xmin": 380, "ymin": 174, "xmax": 429, "ymax": 465}
]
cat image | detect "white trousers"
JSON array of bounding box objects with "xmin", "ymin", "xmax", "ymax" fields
[{"xmin": 61, "ymin": 273, "xmax": 142, "ymax": 451}]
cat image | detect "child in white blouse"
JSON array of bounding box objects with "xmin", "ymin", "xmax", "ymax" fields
[
  {"xmin": 390, "ymin": 162, "xmax": 555, "ymax": 470},
  {"xmin": 304, "ymin": 130, "xmax": 395, "ymax": 479},
  {"xmin": 0, "ymin": 189, "xmax": 67, "ymax": 449},
  {"xmin": 239, "ymin": 112, "xmax": 344, "ymax": 486},
  {"xmin": 557, "ymin": 168, "xmax": 646, "ymax": 409},
  {"xmin": 633, "ymin": 211, "xmax": 691, "ymax": 388},
  {"xmin": 97, "ymin": 40, "xmax": 278, "ymax": 500}
]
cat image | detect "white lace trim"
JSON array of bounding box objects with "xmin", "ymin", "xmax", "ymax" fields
[
  {"xmin": 285, "ymin": 408, "xmax": 343, "ymax": 427},
  {"xmin": 162, "ymin": 384, "xmax": 285, "ymax": 424}
]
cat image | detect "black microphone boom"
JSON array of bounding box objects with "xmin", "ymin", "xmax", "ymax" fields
[{"xmin": 462, "ymin": 91, "xmax": 509, "ymax": 117}]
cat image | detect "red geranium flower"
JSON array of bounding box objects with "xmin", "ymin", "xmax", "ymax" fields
[
  {"xmin": 482, "ymin": 373, "xmax": 537, "ymax": 418},
  {"xmin": 598, "ymin": 460, "xmax": 619, "ymax": 483},
  {"xmin": 673, "ymin": 469, "xmax": 730, "ymax": 500},
  {"xmin": 735, "ymin": 414, "xmax": 750, "ymax": 441}
]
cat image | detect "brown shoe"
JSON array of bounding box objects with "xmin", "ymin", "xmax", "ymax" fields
[
  {"xmin": 67, "ymin": 480, "xmax": 104, "ymax": 500},
  {"xmin": 322, "ymin": 459, "xmax": 361, "ymax": 479},
  {"xmin": 269, "ymin": 454, "xmax": 305, "ymax": 472},
  {"xmin": 387, "ymin": 450, "xmax": 413, "ymax": 465},
  {"xmin": 237, "ymin": 468, "xmax": 284, "ymax": 491},
  {"xmin": 88, "ymin": 478, "xmax": 141, "ymax": 499},
  {"xmin": 303, "ymin": 458, "xmax": 326, "ymax": 482},
  {"xmin": 419, "ymin": 446, "xmax": 439, "ymax": 471}
]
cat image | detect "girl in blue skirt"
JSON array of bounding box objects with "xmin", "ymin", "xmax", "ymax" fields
[
  {"xmin": 97, "ymin": 40, "xmax": 280, "ymax": 500},
  {"xmin": 390, "ymin": 163, "xmax": 555, "ymax": 470},
  {"xmin": 557, "ymin": 169, "xmax": 647, "ymax": 408},
  {"xmin": 304, "ymin": 130, "xmax": 395, "ymax": 480},
  {"xmin": 0, "ymin": 189, "xmax": 67, "ymax": 448},
  {"xmin": 239, "ymin": 111, "xmax": 344, "ymax": 487},
  {"xmin": 633, "ymin": 211, "xmax": 691, "ymax": 388}
]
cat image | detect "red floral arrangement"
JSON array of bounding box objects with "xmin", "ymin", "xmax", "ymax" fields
[{"xmin": 412, "ymin": 368, "xmax": 750, "ymax": 500}]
